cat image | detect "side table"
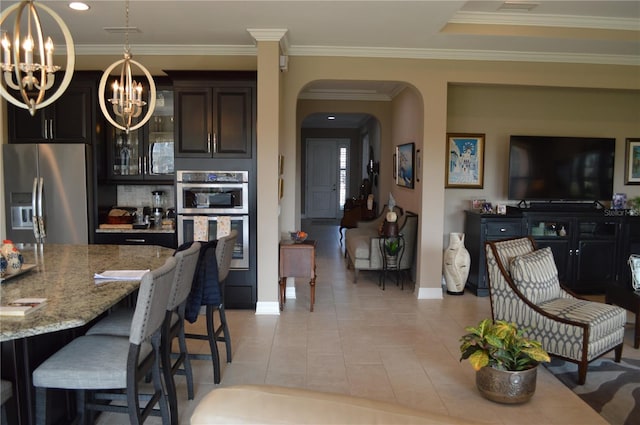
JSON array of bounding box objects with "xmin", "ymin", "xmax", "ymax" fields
[
  {"xmin": 378, "ymin": 234, "xmax": 405, "ymax": 290},
  {"xmin": 279, "ymin": 240, "xmax": 317, "ymax": 312},
  {"xmin": 605, "ymin": 283, "xmax": 640, "ymax": 348}
]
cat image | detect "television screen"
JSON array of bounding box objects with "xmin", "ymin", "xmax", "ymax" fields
[{"xmin": 508, "ymin": 135, "xmax": 615, "ymax": 201}]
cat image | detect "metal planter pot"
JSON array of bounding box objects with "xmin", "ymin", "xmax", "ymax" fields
[{"xmin": 476, "ymin": 366, "xmax": 538, "ymax": 404}]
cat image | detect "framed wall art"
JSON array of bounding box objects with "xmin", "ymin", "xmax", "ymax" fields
[
  {"xmin": 395, "ymin": 142, "xmax": 414, "ymax": 189},
  {"xmin": 445, "ymin": 133, "xmax": 485, "ymax": 188},
  {"xmin": 625, "ymin": 138, "xmax": 640, "ymax": 185}
]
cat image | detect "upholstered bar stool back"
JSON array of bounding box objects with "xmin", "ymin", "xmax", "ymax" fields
[
  {"xmin": 84, "ymin": 242, "xmax": 201, "ymax": 425},
  {"xmin": 32, "ymin": 257, "xmax": 177, "ymax": 425}
]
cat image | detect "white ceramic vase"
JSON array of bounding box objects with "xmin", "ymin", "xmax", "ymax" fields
[{"xmin": 443, "ymin": 232, "xmax": 470, "ymax": 295}]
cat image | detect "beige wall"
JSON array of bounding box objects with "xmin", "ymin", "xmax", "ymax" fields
[
  {"xmin": 445, "ymin": 84, "xmax": 640, "ymax": 239},
  {"xmin": 390, "ymin": 87, "xmax": 423, "ymax": 216},
  {"xmin": 280, "ymin": 56, "xmax": 639, "ymax": 299},
  {"xmin": 2, "ymin": 53, "xmax": 639, "ymax": 305}
]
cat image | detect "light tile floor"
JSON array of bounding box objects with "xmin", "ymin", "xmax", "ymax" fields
[{"xmin": 98, "ymin": 221, "xmax": 639, "ymax": 424}]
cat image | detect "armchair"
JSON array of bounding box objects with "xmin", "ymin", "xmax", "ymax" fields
[{"xmin": 485, "ymin": 237, "xmax": 626, "ymax": 384}]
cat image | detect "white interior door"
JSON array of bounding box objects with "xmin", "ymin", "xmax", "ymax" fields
[{"xmin": 306, "ymin": 139, "xmax": 346, "ymax": 219}]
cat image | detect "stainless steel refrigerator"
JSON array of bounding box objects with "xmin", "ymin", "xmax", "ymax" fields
[{"xmin": 3, "ymin": 144, "xmax": 92, "ymax": 244}]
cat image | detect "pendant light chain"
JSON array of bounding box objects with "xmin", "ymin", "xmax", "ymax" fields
[{"xmin": 124, "ymin": 0, "xmax": 130, "ymax": 54}]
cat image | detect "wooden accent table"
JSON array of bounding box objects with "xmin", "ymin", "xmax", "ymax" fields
[
  {"xmin": 279, "ymin": 240, "xmax": 317, "ymax": 312},
  {"xmin": 605, "ymin": 283, "xmax": 640, "ymax": 348},
  {"xmin": 339, "ymin": 199, "xmax": 377, "ymax": 244}
]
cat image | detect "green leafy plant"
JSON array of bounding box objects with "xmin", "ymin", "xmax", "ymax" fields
[
  {"xmin": 459, "ymin": 319, "xmax": 550, "ymax": 372},
  {"xmin": 629, "ymin": 197, "xmax": 640, "ymax": 214},
  {"xmin": 385, "ymin": 238, "xmax": 400, "ymax": 256}
]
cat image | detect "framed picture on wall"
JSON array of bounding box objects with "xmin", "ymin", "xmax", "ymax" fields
[
  {"xmin": 396, "ymin": 142, "xmax": 415, "ymax": 189},
  {"xmin": 625, "ymin": 138, "xmax": 640, "ymax": 185},
  {"xmin": 445, "ymin": 133, "xmax": 485, "ymax": 188}
]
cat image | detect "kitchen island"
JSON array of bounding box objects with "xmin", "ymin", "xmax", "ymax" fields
[{"xmin": 0, "ymin": 243, "xmax": 175, "ymax": 425}]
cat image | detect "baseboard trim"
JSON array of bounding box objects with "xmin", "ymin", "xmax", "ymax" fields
[
  {"xmin": 255, "ymin": 301, "xmax": 280, "ymax": 315},
  {"xmin": 416, "ymin": 287, "xmax": 444, "ymax": 299}
]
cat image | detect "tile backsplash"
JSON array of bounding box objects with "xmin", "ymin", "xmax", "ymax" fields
[{"xmin": 117, "ymin": 185, "xmax": 175, "ymax": 210}]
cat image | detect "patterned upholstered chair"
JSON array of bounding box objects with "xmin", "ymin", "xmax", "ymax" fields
[{"xmin": 485, "ymin": 236, "xmax": 626, "ymax": 384}]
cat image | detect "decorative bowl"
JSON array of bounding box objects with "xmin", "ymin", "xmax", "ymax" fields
[{"xmin": 290, "ymin": 231, "xmax": 308, "ymax": 243}]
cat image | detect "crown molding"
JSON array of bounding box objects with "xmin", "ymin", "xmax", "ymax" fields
[
  {"xmin": 287, "ymin": 45, "xmax": 640, "ymax": 66},
  {"xmin": 246, "ymin": 28, "xmax": 290, "ymax": 53},
  {"xmin": 298, "ymin": 90, "xmax": 394, "ymax": 101},
  {"xmin": 450, "ymin": 11, "xmax": 640, "ymax": 31},
  {"xmin": 74, "ymin": 44, "xmax": 256, "ymax": 56},
  {"xmin": 73, "ymin": 43, "xmax": 639, "ymax": 66}
]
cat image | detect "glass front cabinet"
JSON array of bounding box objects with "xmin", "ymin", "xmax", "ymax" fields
[{"xmin": 108, "ymin": 85, "xmax": 174, "ymax": 183}]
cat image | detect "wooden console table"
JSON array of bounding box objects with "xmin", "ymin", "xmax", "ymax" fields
[
  {"xmin": 279, "ymin": 240, "xmax": 317, "ymax": 312},
  {"xmin": 339, "ymin": 199, "xmax": 377, "ymax": 244}
]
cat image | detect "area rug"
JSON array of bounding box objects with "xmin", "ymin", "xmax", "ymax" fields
[{"xmin": 544, "ymin": 357, "xmax": 640, "ymax": 425}]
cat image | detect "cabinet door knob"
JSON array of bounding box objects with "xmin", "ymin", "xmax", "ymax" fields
[
  {"xmin": 500, "ymin": 228, "xmax": 506, "ymax": 232},
  {"xmin": 49, "ymin": 119, "xmax": 54, "ymax": 139},
  {"xmin": 125, "ymin": 238, "xmax": 146, "ymax": 243},
  {"xmin": 207, "ymin": 133, "xmax": 211, "ymax": 153},
  {"xmin": 213, "ymin": 132, "xmax": 217, "ymax": 153}
]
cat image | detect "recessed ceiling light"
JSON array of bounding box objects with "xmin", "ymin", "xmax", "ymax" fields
[
  {"xmin": 327, "ymin": 116, "xmax": 336, "ymax": 120},
  {"xmin": 69, "ymin": 2, "xmax": 90, "ymax": 11}
]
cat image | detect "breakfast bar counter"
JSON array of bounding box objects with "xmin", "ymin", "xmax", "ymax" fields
[
  {"xmin": 1, "ymin": 244, "xmax": 175, "ymax": 341},
  {"xmin": 0, "ymin": 243, "xmax": 175, "ymax": 425}
]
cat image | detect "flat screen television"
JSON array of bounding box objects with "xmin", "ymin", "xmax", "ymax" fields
[{"xmin": 508, "ymin": 135, "xmax": 615, "ymax": 202}]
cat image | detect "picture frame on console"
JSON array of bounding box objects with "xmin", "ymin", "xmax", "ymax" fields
[
  {"xmin": 625, "ymin": 138, "xmax": 640, "ymax": 185},
  {"xmin": 445, "ymin": 133, "xmax": 485, "ymax": 189}
]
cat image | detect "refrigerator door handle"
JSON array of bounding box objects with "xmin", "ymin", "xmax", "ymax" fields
[
  {"xmin": 37, "ymin": 177, "xmax": 46, "ymax": 240},
  {"xmin": 32, "ymin": 177, "xmax": 40, "ymax": 240}
]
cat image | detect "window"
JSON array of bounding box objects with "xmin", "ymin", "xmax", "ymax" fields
[{"xmin": 339, "ymin": 146, "xmax": 348, "ymax": 209}]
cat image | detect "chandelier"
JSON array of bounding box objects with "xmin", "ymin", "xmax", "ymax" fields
[
  {"xmin": 98, "ymin": 0, "xmax": 155, "ymax": 133},
  {"xmin": 0, "ymin": 1, "xmax": 75, "ymax": 116}
]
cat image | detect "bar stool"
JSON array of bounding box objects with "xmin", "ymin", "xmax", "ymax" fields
[
  {"xmin": 184, "ymin": 230, "xmax": 237, "ymax": 384},
  {"xmin": 32, "ymin": 257, "xmax": 177, "ymax": 425}
]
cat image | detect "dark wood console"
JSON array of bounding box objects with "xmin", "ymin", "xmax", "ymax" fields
[
  {"xmin": 465, "ymin": 209, "xmax": 637, "ymax": 296},
  {"xmin": 339, "ymin": 199, "xmax": 377, "ymax": 244}
]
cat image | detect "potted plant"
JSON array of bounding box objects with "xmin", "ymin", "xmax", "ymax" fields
[
  {"xmin": 383, "ymin": 238, "xmax": 401, "ymax": 268},
  {"xmin": 459, "ymin": 319, "xmax": 550, "ymax": 404}
]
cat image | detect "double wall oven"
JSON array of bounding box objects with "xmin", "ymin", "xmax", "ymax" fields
[{"xmin": 176, "ymin": 170, "xmax": 249, "ymax": 269}]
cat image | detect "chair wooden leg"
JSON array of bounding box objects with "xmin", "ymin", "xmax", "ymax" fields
[
  {"xmin": 35, "ymin": 387, "xmax": 47, "ymax": 425},
  {"xmin": 614, "ymin": 343, "xmax": 623, "ymax": 362},
  {"xmin": 152, "ymin": 346, "xmax": 171, "ymax": 425},
  {"xmin": 206, "ymin": 305, "xmax": 222, "ymax": 384},
  {"xmin": 177, "ymin": 322, "xmax": 195, "ymax": 399},
  {"xmin": 577, "ymin": 361, "xmax": 588, "ymax": 385},
  {"xmin": 217, "ymin": 305, "xmax": 232, "ymax": 363},
  {"xmin": 161, "ymin": 320, "xmax": 178, "ymax": 425}
]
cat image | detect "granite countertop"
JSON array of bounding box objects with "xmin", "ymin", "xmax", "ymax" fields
[{"xmin": 0, "ymin": 244, "xmax": 174, "ymax": 341}]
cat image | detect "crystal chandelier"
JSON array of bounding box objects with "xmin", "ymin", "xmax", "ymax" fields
[
  {"xmin": 0, "ymin": 1, "xmax": 75, "ymax": 116},
  {"xmin": 98, "ymin": 0, "xmax": 155, "ymax": 133}
]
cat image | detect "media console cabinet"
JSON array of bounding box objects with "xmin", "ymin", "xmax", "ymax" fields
[{"xmin": 464, "ymin": 209, "xmax": 640, "ymax": 296}]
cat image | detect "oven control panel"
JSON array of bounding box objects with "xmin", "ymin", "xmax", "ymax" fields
[{"xmin": 177, "ymin": 171, "xmax": 248, "ymax": 184}]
